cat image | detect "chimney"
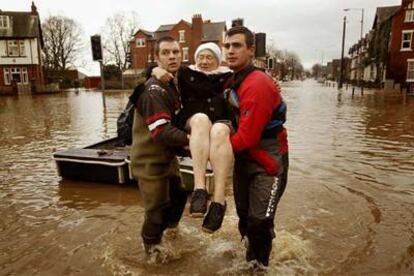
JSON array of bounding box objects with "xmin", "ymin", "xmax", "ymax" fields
[
  {"xmin": 191, "ymin": 14, "xmax": 203, "ymax": 62},
  {"xmin": 231, "ymin": 18, "xmax": 244, "ymax": 27},
  {"xmin": 31, "ymin": 1, "xmax": 38, "ymax": 15},
  {"xmin": 192, "ymin": 14, "xmax": 203, "ymax": 36}
]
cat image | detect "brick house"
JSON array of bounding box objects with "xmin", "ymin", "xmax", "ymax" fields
[
  {"xmin": 128, "ymin": 14, "xmax": 226, "ymax": 73},
  {"xmin": 0, "ymin": 2, "xmax": 44, "ymax": 94},
  {"xmin": 387, "ymin": 0, "xmax": 414, "ymax": 89},
  {"xmin": 371, "ymin": 5, "xmax": 400, "ymax": 86}
]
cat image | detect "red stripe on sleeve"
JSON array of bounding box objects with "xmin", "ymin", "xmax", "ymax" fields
[{"xmin": 144, "ymin": 112, "xmax": 171, "ymax": 124}]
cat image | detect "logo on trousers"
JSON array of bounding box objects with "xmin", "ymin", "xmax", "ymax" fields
[{"xmin": 265, "ymin": 177, "xmax": 279, "ymax": 217}]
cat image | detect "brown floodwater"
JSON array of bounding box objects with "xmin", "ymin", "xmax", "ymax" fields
[{"xmin": 0, "ymin": 81, "xmax": 413, "ymax": 275}]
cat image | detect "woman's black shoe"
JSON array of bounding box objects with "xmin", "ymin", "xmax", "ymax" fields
[
  {"xmin": 202, "ymin": 201, "xmax": 226, "ymax": 233},
  {"xmin": 189, "ymin": 189, "xmax": 208, "ymax": 217}
]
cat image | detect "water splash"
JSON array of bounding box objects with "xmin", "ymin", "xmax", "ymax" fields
[{"xmin": 216, "ymin": 230, "xmax": 315, "ymax": 275}]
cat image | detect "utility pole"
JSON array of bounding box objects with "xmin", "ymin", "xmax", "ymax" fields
[
  {"xmin": 359, "ymin": 8, "xmax": 364, "ymax": 91},
  {"xmin": 339, "ymin": 16, "xmax": 346, "ymax": 89},
  {"xmin": 360, "ymin": 8, "xmax": 364, "ymax": 42}
]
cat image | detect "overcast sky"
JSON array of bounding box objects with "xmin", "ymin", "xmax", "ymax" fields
[{"xmin": 2, "ymin": 0, "xmax": 401, "ymax": 75}]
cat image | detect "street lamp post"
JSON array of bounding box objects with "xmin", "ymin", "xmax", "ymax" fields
[{"xmin": 339, "ymin": 16, "xmax": 347, "ymax": 89}]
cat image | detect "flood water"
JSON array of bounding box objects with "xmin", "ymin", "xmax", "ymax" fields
[{"xmin": 0, "ymin": 81, "xmax": 413, "ymax": 275}]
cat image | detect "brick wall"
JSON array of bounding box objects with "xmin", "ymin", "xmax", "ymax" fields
[{"xmin": 388, "ymin": 5, "xmax": 414, "ymax": 83}]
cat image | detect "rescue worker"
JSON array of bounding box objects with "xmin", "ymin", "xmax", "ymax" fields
[
  {"xmin": 223, "ymin": 26, "xmax": 289, "ymax": 267},
  {"xmin": 130, "ymin": 36, "xmax": 189, "ymax": 253}
]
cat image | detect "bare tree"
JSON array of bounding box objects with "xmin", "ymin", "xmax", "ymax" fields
[
  {"xmin": 42, "ymin": 15, "xmax": 84, "ymax": 71},
  {"xmin": 101, "ymin": 11, "xmax": 140, "ymax": 73},
  {"xmin": 268, "ymin": 47, "xmax": 303, "ymax": 80},
  {"xmin": 312, "ymin": 63, "xmax": 323, "ymax": 79}
]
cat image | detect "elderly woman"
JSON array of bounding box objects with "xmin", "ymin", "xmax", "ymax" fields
[{"xmin": 152, "ymin": 42, "xmax": 233, "ymax": 233}]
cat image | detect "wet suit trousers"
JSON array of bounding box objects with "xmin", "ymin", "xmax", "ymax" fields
[
  {"xmin": 138, "ymin": 163, "xmax": 188, "ymax": 245},
  {"xmin": 233, "ymin": 149, "xmax": 288, "ymax": 266}
]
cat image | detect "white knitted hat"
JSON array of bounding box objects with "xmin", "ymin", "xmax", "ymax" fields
[{"xmin": 194, "ymin": 42, "xmax": 222, "ymax": 63}]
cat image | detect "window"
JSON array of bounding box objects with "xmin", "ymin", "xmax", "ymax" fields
[
  {"xmin": 6, "ymin": 40, "xmax": 26, "ymax": 56},
  {"xmin": 401, "ymin": 31, "xmax": 413, "ymax": 50},
  {"xmin": 407, "ymin": 60, "xmax": 414, "ymax": 81},
  {"xmin": 182, "ymin": 47, "xmax": 189, "ymax": 61},
  {"xmin": 179, "ymin": 30, "xmax": 185, "ymax": 43},
  {"xmin": 405, "ymin": 9, "xmax": 414, "ymax": 22},
  {"xmin": 7, "ymin": 40, "xmax": 20, "ymax": 56},
  {"xmin": 3, "ymin": 68, "xmax": 10, "ymax": 85},
  {"xmin": 22, "ymin": 67, "xmax": 28, "ymax": 84},
  {"xmin": 136, "ymin": 38, "xmax": 145, "ymax": 47},
  {"xmin": 406, "ymin": 2, "xmax": 414, "ymax": 22},
  {"xmin": 0, "ymin": 15, "xmax": 9, "ymax": 28},
  {"xmin": 10, "ymin": 67, "xmax": 21, "ymax": 83},
  {"xmin": 370, "ymin": 64, "xmax": 375, "ymax": 80},
  {"xmin": 19, "ymin": 41, "xmax": 25, "ymax": 56}
]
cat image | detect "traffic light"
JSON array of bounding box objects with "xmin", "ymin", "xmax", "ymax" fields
[
  {"xmin": 91, "ymin": 35, "xmax": 103, "ymax": 61},
  {"xmin": 267, "ymin": 57, "xmax": 274, "ymax": 69},
  {"xmin": 255, "ymin": 33, "xmax": 266, "ymax": 58}
]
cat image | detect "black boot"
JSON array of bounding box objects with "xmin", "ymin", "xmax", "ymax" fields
[
  {"xmin": 247, "ymin": 232, "xmax": 272, "ymax": 267},
  {"xmin": 255, "ymin": 237, "xmax": 272, "ymax": 267},
  {"xmin": 244, "ymin": 236, "xmax": 256, "ymax": 262},
  {"xmin": 189, "ymin": 189, "xmax": 208, "ymax": 217},
  {"xmin": 202, "ymin": 201, "xmax": 226, "ymax": 233}
]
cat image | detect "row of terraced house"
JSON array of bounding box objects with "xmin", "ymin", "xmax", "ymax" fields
[{"xmin": 346, "ymin": 0, "xmax": 414, "ymax": 91}]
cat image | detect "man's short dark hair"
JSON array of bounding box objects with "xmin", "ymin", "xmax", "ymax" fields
[
  {"xmin": 155, "ymin": 36, "xmax": 177, "ymax": 56},
  {"xmin": 226, "ymin": 26, "xmax": 255, "ymax": 48}
]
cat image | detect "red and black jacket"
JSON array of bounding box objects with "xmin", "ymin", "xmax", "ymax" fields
[{"xmin": 227, "ymin": 65, "xmax": 288, "ymax": 175}]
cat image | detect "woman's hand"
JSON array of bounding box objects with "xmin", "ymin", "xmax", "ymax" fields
[{"xmin": 152, "ymin": 67, "xmax": 174, "ymax": 83}]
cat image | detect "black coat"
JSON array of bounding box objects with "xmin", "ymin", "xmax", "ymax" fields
[{"xmin": 177, "ymin": 66, "xmax": 232, "ymax": 129}]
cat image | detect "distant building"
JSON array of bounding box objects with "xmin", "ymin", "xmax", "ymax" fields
[
  {"xmin": 128, "ymin": 14, "xmax": 227, "ymax": 74},
  {"xmin": 348, "ymin": 33, "xmax": 372, "ymax": 83},
  {"xmin": 327, "ymin": 59, "xmax": 340, "ymax": 81},
  {"xmin": 84, "ymin": 76, "xmax": 101, "ymax": 89},
  {"xmin": 0, "ymin": 2, "xmax": 44, "ymax": 94},
  {"xmin": 326, "ymin": 58, "xmax": 349, "ymax": 82}
]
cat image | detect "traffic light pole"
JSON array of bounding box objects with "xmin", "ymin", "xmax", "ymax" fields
[
  {"xmin": 99, "ymin": 60, "xmax": 106, "ymax": 108},
  {"xmin": 99, "ymin": 60, "xmax": 105, "ymax": 91}
]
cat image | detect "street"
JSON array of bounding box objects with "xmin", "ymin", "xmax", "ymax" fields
[{"xmin": 0, "ymin": 80, "xmax": 413, "ymax": 275}]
